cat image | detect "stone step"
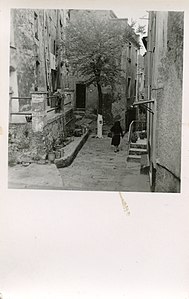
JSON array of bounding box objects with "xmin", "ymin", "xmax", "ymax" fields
[
  {"xmin": 74, "ymin": 109, "xmax": 85, "ymax": 115},
  {"xmin": 76, "ymin": 118, "xmax": 93, "ymax": 127},
  {"xmin": 129, "ymin": 148, "xmax": 147, "ymax": 155},
  {"xmin": 127, "ymin": 155, "xmax": 141, "ymax": 162},
  {"xmin": 75, "ymin": 115, "xmax": 83, "ymax": 121},
  {"xmin": 75, "ymin": 108, "xmax": 85, "ymax": 111},
  {"xmin": 130, "ymin": 142, "xmax": 147, "ymax": 149}
]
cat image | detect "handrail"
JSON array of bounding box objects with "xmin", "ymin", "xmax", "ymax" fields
[
  {"xmin": 47, "ymin": 108, "xmax": 56, "ymax": 113},
  {"xmin": 47, "ymin": 96, "xmax": 58, "ymax": 99},
  {"xmin": 11, "ymin": 97, "xmax": 31, "ymax": 100},
  {"xmin": 128, "ymin": 120, "xmax": 135, "ymax": 142},
  {"xmin": 9, "ymin": 92, "xmax": 72, "ymax": 123},
  {"xmin": 64, "ymin": 101, "xmax": 72, "ymax": 106},
  {"xmin": 10, "ymin": 112, "xmax": 32, "ymax": 115}
]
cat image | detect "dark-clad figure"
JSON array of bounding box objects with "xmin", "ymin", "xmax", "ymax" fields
[{"xmin": 110, "ymin": 121, "xmax": 124, "ymax": 152}]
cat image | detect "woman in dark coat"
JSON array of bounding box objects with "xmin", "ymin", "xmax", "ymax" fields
[{"xmin": 110, "ymin": 121, "xmax": 124, "ymax": 152}]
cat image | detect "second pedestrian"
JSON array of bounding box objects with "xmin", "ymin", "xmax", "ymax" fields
[{"xmin": 110, "ymin": 121, "xmax": 124, "ymax": 152}]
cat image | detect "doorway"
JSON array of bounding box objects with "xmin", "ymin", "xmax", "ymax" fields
[
  {"xmin": 76, "ymin": 83, "xmax": 86, "ymax": 109},
  {"xmin": 125, "ymin": 107, "xmax": 137, "ymax": 132}
]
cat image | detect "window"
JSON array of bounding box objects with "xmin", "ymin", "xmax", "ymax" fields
[
  {"xmin": 51, "ymin": 70, "xmax": 57, "ymax": 92},
  {"xmin": 135, "ymin": 49, "xmax": 138, "ymax": 63},
  {"xmin": 53, "ymin": 40, "xmax": 56, "ymax": 55},
  {"xmin": 134, "ymin": 79, "xmax": 137, "ymax": 97},
  {"xmin": 127, "ymin": 77, "xmax": 131, "ymax": 98},
  {"xmin": 127, "ymin": 42, "xmax": 132, "ymax": 62},
  {"xmin": 34, "ymin": 12, "xmax": 38, "ymax": 40},
  {"xmin": 35, "ymin": 60, "xmax": 40, "ymax": 91}
]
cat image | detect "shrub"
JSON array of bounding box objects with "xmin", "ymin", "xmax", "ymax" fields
[
  {"xmin": 131, "ymin": 132, "xmax": 138, "ymax": 143},
  {"xmin": 139, "ymin": 131, "xmax": 147, "ymax": 139}
]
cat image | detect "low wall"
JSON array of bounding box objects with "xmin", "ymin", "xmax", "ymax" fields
[
  {"xmin": 8, "ymin": 112, "xmax": 72, "ymax": 165},
  {"xmin": 9, "ymin": 122, "xmax": 33, "ymax": 165}
]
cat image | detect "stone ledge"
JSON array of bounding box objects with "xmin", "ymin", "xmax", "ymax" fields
[
  {"xmin": 45, "ymin": 112, "xmax": 64, "ymax": 125},
  {"xmin": 54, "ymin": 130, "xmax": 90, "ymax": 168},
  {"xmin": 8, "ymin": 163, "xmax": 63, "ymax": 190}
]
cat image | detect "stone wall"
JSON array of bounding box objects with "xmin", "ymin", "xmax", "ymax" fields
[
  {"xmin": 10, "ymin": 9, "xmax": 66, "ymax": 110},
  {"xmin": 8, "ymin": 113, "xmax": 71, "ymax": 165},
  {"xmin": 8, "ymin": 122, "xmax": 33, "ymax": 165}
]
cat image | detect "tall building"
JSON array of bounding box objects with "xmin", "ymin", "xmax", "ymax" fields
[
  {"xmin": 9, "ymin": 9, "xmax": 68, "ymax": 121},
  {"xmin": 140, "ymin": 11, "xmax": 184, "ymax": 192}
]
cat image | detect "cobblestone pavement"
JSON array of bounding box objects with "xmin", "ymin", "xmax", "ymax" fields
[{"xmin": 58, "ymin": 133, "xmax": 150, "ymax": 192}]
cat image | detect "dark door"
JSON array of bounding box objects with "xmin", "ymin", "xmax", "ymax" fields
[
  {"xmin": 76, "ymin": 84, "xmax": 86, "ymax": 109},
  {"xmin": 126, "ymin": 107, "xmax": 137, "ymax": 132},
  {"xmin": 51, "ymin": 70, "xmax": 57, "ymax": 92}
]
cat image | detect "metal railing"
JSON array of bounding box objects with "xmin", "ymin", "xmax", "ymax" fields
[
  {"xmin": 9, "ymin": 94, "xmax": 64, "ymax": 121},
  {"xmin": 128, "ymin": 120, "xmax": 147, "ymax": 143},
  {"xmin": 46, "ymin": 95, "xmax": 60, "ymax": 113},
  {"xmin": 9, "ymin": 93, "xmax": 73, "ymax": 124}
]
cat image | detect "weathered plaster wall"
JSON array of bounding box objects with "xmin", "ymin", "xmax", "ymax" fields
[
  {"xmin": 155, "ymin": 12, "xmax": 183, "ymax": 181},
  {"xmin": 10, "ymin": 9, "xmax": 66, "ymax": 110},
  {"xmin": 126, "ymin": 43, "xmax": 138, "ymax": 106},
  {"xmin": 149, "ymin": 11, "xmax": 184, "ymax": 191},
  {"xmin": 13, "ymin": 10, "xmax": 44, "ymax": 97},
  {"xmin": 155, "ymin": 164, "xmax": 180, "ymax": 193}
]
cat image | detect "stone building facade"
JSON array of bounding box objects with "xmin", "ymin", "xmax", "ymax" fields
[
  {"xmin": 10, "ymin": 9, "xmax": 68, "ymax": 108},
  {"xmin": 119, "ymin": 25, "xmax": 140, "ymax": 130},
  {"xmin": 9, "ymin": 9, "xmax": 75, "ymax": 164},
  {"xmin": 142, "ymin": 11, "xmax": 184, "ymax": 192}
]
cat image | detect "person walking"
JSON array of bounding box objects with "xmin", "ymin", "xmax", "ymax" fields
[{"xmin": 110, "ymin": 120, "xmax": 124, "ymax": 152}]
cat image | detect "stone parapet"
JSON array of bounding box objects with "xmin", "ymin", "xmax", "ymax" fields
[{"xmin": 31, "ymin": 92, "xmax": 47, "ymax": 132}]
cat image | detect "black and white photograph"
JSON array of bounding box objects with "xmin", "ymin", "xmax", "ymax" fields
[
  {"xmin": 7, "ymin": 8, "xmax": 184, "ymax": 192},
  {"xmin": 1, "ymin": 1, "xmax": 189, "ymax": 299}
]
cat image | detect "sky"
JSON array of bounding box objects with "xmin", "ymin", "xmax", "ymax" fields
[
  {"xmin": 114, "ymin": 8, "xmax": 148, "ymax": 24},
  {"xmin": 114, "ymin": 9, "xmax": 148, "ymax": 55}
]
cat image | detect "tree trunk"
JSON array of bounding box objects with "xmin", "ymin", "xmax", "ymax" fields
[
  {"xmin": 97, "ymin": 82, "xmax": 103, "ymax": 115},
  {"xmin": 97, "ymin": 82, "xmax": 103, "ymax": 138}
]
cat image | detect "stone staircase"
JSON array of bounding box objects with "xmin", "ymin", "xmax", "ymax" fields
[
  {"xmin": 74, "ymin": 109, "xmax": 86, "ymax": 121},
  {"xmin": 127, "ymin": 139, "xmax": 147, "ymax": 163},
  {"xmin": 74, "ymin": 109, "xmax": 95, "ymax": 132}
]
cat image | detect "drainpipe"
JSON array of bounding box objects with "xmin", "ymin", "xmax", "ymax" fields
[
  {"xmin": 43, "ymin": 11, "xmax": 48, "ymax": 93},
  {"xmin": 135, "ymin": 48, "xmax": 139, "ymax": 121},
  {"xmin": 152, "ymin": 97, "xmax": 157, "ymax": 169},
  {"xmin": 147, "ymin": 11, "xmax": 158, "ymax": 190},
  {"xmin": 146, "ymin": 12, "xmax": 151, "ymax": 162},
  {"xmin": 147, "ymin": 12, "xmax": 153, "ymax": 187},
  {"xmin": 136, "ymin": 48, "xmax": 139, "ymax": 102}
]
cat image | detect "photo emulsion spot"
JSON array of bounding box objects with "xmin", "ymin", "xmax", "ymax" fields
[{"xmin": 8, "ymin": 9, "xmax": 184, "ymax": 192}]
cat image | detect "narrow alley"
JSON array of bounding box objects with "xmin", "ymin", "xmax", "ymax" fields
[
  {"xmin": 8, "ymin": 9, "xmax": 183, "ymax": 193},
  {"xmin": 59, "ymin": 132, "xmax": 150, "ymax": 192}
]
